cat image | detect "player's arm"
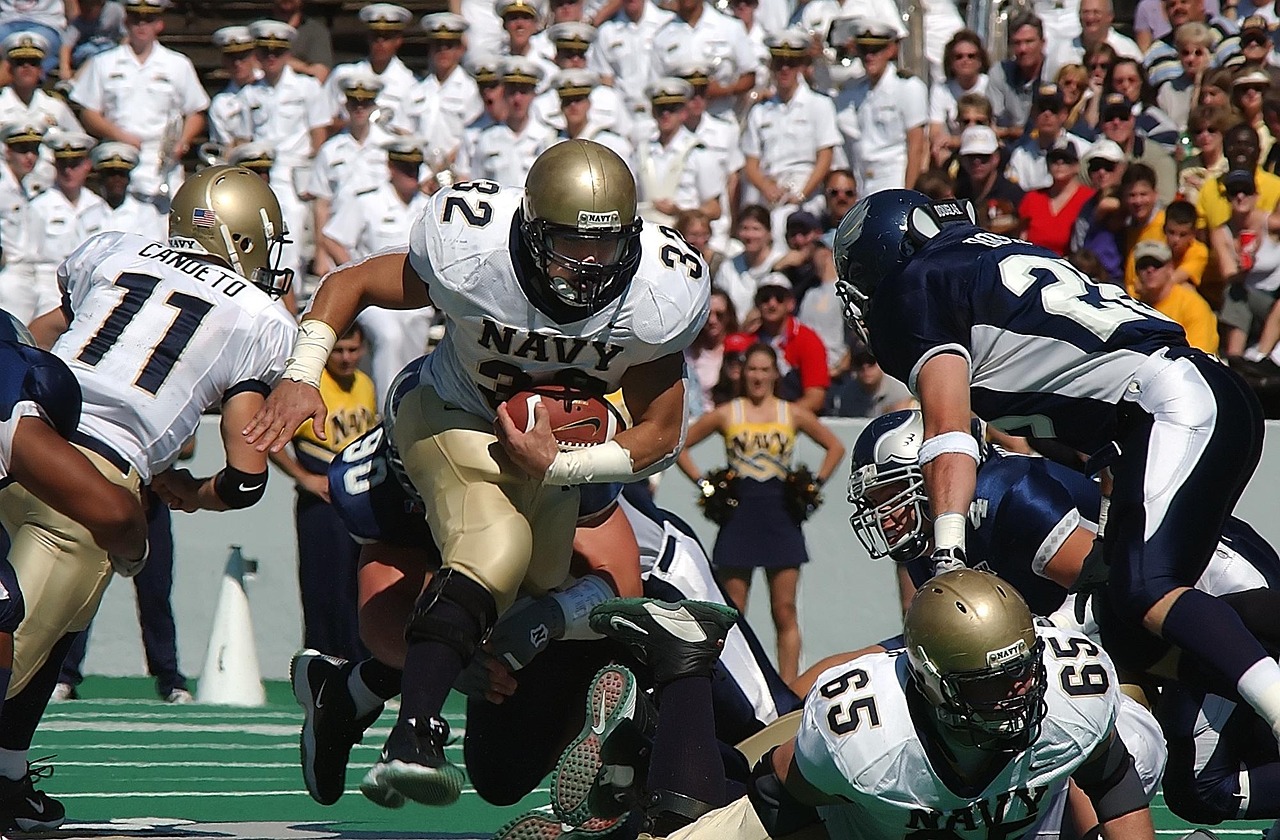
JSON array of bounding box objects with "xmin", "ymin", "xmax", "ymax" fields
[
  {"xmin": 9, "ymin": 416, "xmax": 147, "ymax": 559},
  {"xmin": 153, "ymin": 390, "xmax": 272, "ymax": 513},
  {"xmin": 1071, "ymin": 730, "xmax": 1157, "ymax": 840},
  {"xmin": 915, "ymin": 352, "xmax": 978, "ymax": 569},
  {"xmin": 243, "ymin": 251, "xmax": 428, "ymax": 452},
  {"xmin": 789, "ymin": 644, "xmax": 887, "ymax": 697},
  {"xmin": 571, "ymin": 500, "xmax": 643, "ymax": 598},
  {"xmin": 736, "ymin": 738, "xmax": 834, "ymax": 840},
  {"xmin": 27, "ymin": 307, "xmax": 69, "ymax": 350}
]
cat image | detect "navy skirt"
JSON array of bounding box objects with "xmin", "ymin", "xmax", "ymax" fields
[{"xmin": 712, "ymin": 477, "xmax": 809, "ymax": 571}]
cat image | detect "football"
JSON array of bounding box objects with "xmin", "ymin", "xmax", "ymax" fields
[{"xmin": 504, "ymin": 384, "xmax": 622, "ymax": 450}]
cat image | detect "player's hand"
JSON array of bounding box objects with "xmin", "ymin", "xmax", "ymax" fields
[
  {"xmin": 494, "ymin": 400, "xmax": 559, "ymax": 480},
  {"xmin": 298, "ymin": 472, "xmax": 332, "ymax": 503},
  {"xmin": 929, "ymin": 546, "xmax": 968, "ymax": 577},
  {"xmin": 453, "ymin": 648, "xmax": 518, "ymax": 704},
  {"xmin": 242, "ymin": 380, "xmax": 327, "ymax": 453},
  {"xmin": 488, "ymin": 595, "xmax": 565, "ymax": 670},
  {"xmin": 151, "ymin": 468, "xmax": 203, "ymax": 513}
]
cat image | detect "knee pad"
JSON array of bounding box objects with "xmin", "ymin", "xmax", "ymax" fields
[
  {"xmin": 643, "ymin": 788, "xmax": 718, "ymax": 836},
  {"xmin": 405, "ymin": 568, "xmax": 498, "ymax": 661},
  {"xmin": 0, "ymin": 562, "xmax": 23, "ymax": 634}
]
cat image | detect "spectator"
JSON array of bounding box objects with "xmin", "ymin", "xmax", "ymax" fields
[
  {"xmin": 824, "ymin": 343, "xmax": 915, "ymax": 417},
  {"xmin": 1165, "ymin": 198, "xmax": 1211, "ymax": 286},
  {"xmin": 1070, "ymin": 137, "xmax": 1128, "ymax": 280},
  {"xmin": 411, "ymin": 13, "xmax": 483, "ymax": 143},
  {"xmin": 651, "ymin": 0, "xmax": 758, "ymax": 123},
  {"xmin": 1019, "ymin": 143, "xmax": 1095, "ymax": 254},
  {"xmin": 819, "ymin": 168, "xmax": 857, "ymax": 245},
  {"xmin": 913, "ymin": 168, "xmax": 957, "ymax": 199},
  {"xmin": 1180, "ymin": 103, "xmax": 1235, "ymax": 205},
  {"xmin": 1047, "ymin": 0, "xmax": 1142, "ymax": 78},
  {"xmin": 590, "ymin": 0, "xmax": 673, "ymax": 115},
  {"xmin": 1069, "ymin": 246, "xmax": 1113, "ymax": 283},
  {"xmin": 0, "ymin": 31, "xmax": 83, "ymax": 162},
  {"xmin": 673, "ymin": 208, "xmax": 723, "ymax": 277},
  {"xmin": 1216, "ymin": 167, "xmax": 1280, "ymax": 353},
  {"xmin": 0, "ymin": 122, "xmax": 41, "ymax": 306},
  {"xmin": 711, "ymin": 331, "xmax": 752, "ymax": 406},
  {"xmin": 1204, "ymin": 124, "xmax": 1280, "ymax": 280},
  {"xmin": 1134, "ymin": 0, "xmax": 1222, "ymax": 49},
  {"xmin": 1240, "ymin": 15, "xmax": 1280, "ymax": 86},
  {"xmin": 727, "ymin": 0, "xmax": 770, "ymax": 85},
  {"xmin": 325, "ymin": 4, "xmax": 417, "ymax": 133},
  {"xmin": 1098, "ymin": 91, "xmax": 1179, "ymax": 202},
  {"xmin": 714, "ymin": 204, "xmax": 784, "ymax": 324},
  {"xmin": 1196, "ymin": 65, "xmax": 1236, "ymax": 112},
  {"xmin": 206, "ymin": 26, "xmax": 257, "ymax": 148},
  {"xmin": 793, "ymin": 236, "xmax": 847, "ymax": 387},
  {"xmin": 771, "ymin": 210, "xmax": 834, "ymax": 304},
  {"xmin": 1133, "ymin": 239, "xmax": 1221, "ymax": 352},
  {"xmin": 676, "ymin": 342, "xmax": 844, "ymax": 683},
  {"xmin": 955, "ymin": 125, "xmax": 1025, "ymax": 235},
  {"xmin": 493, "ymin": 0, "xmax": 557, "ymax": 93},
  {"xmin": 1104, "ymin": 58, "xmax": 1181, "ymax": 150},
  {"xmin": 635, "ymin": 78, "xmax": 722, "ymax": 226},
  {"xmin": 0, "ymin": 0, "xmax": 65, "ymax": 77},
  {"xmin": 270, "ymin": 0, "xmax": 332, "ymax": 80},
  {"xmin": 549, "ymin": 69, "xmax": 633, "ymax": 163},
  {"xmin": 1056, "ymin": 63, "xmax": 1093, "ymax": 139},
  {"xmin": 1233, "ymin": 65, "xmax": 1274, "ymax": 160},
  {"xmin": 455, "ymin": 57, "xmax": 555, "ymax": 184},
  {"xmin": 58, "ymin": 0, "xmax": 124, "ymax": 81},
  {"xmin": 1078, "ymin": 41, "xmax": 1118, "ymax": 130},
  {"xmin": 1265, "ymin": 93, "xmax": 1280, "ymax": 173},
  {"xmin": 455, "ymin": 54, "xmax": 505, "ymax": 180},
  {"xmin": 928, "ymin": 29, "xmax": 990, "ymax": 168},
  {"xmin": 668, "ymin": 59, "xmax": 744, "ymax": 252},
  {"xmin": 1004, "ymin": 83, "xmax": 1091, "ymax": 189},
  {"xmin": 71, "ymin": 0, "xmax": 208, "ymax": 206},
  {"xmin": 269, "ymin": 325, "xmax": 378, "ymax": 663},
  {"xmin": 743, "ymin": 273, "xmax": 829, "ymax": 412},
  {"xmin": 454, "ymin": 0, "xmax": 506, "ymax": 56},
  {"xmin": 985, "ymin": 12, "xmax": 1049, "ymax": 140},
  {"xmin": 684, "ymin": 287, "xmax": 739, "ymax": 417},
  {"xmin": 743, "ymin": 29, "xmax": 838, "ymax": 245},
  {"xmin": 834, "ymin": 18, "xmax": 928, "ymax": 197},
  {"xmin": 1120, "ymin": 162, "xmax": 1167, "ymax": 294},
  {"xmin": 1157, "ymin": 22, "xmax": 1215, "ymax": 131},
  {"xmin": 531, "ymin": 23, "xmax": 633, "ymax": 138},
  {"xmin": 90, "ymin": 140, "xmax": 164, "ymax": 240},
  {"xmin": 1143, "ymin": 0, "xmax": 1241, "ymax": 90}
]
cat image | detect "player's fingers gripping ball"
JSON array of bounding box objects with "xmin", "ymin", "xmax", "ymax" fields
[{"xmin": 503, "ymin": 384, "xmax": 624, "ymax": 450}]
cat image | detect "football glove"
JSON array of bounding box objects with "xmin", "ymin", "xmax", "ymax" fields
[{"xmin": 929, "ymin": 546, "xmax": 968, "ymax": 576}]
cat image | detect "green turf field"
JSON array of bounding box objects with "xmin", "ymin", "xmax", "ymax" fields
[{"xmin": 29, "ymin": 677, "xmax": 1275, "ymax": 840}]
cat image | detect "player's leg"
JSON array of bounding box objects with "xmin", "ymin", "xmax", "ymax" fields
[
  {"xmin": 1107, "ymin": 350, "xmax": 1280, "ymax": 741},
  {"xmin": 0, "ymin": 557, "xmax": 21, "ymax": 716},
  {"xmin": 764, "ymin": 567, "xmax": 800, "ymax": 685},
  {"xmin": 0, "ymin": 632, "xmax": 74, "ymax": 831}
]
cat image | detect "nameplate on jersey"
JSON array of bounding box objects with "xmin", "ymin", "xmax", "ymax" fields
[{"xmin": 577, "ymin": 210, "xmax": 621, "ymax": 231}]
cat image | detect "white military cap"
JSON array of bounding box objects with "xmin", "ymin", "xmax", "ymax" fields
[
  {"xmin": 664, "ymin": 58, "xmax": 711, "ymax": 87},
  {"xmin": 495, "ymin": 0, "xmax": 542, "ymax": 18},
  {"xmin": 249, "ymin": 20, "xmax": 296, "ymax": 47},
  {"xmin": 384, "ymin": 136, "xmax": 426, "ymax": 164},
  {"xmin": 359, "ymin": 3, "xmax": 412, "ymax": 30},
  {"xmin": 2, "ymin": 31, "xmax": 49, "ymax": 60},
  {"xmin": 212, "ymin": 25, "xmax": 255, "ymax": 54},
  {"xmin": 547, "ymin": 22, "xmax": 595, "ymax": 52},
  {"xmin": 765, "ymin": 28, "xmax": 811, "ymax": 58},
  {"xmin": 849, "ymin": 16, "xmax": 904, "ymax": 43},
  {"xmin": 122, "ymin": 0, "xmax": 171, "ymax": 12},
  {"xmin": 45, "ymin": 131, "xmax": 97, "ymax": 159},
  {"xmin": 339, "ymin": 70, "xmax": 385, "ymax": 100},
  {"xmin": 553, "ymin": 68, "xmax": 599, "ymax": 98},
  {"xmin": 465, "ymin": 53, "xmax": 503, "ymax": 84},
  {"xmin": 91, "ymin": 141, "xmax": 140, "ymax": 171},
  {"xmin": 501, "ymin": 55, "xmax": 544, "ymax": 86},
  {"xmin": 647, "ymin": 77, "xmax": 692, "ymax": 106},
  {"xmin": 421, "ymin": 12, "xmax": 468, "ymax": 40},
  {"xmin": 229, "ymin": 141, "xmax": 276, "ymax": 171},
  {"xmin": 0, "ymin": 122, "xmax": 46, "ymax": 145}
]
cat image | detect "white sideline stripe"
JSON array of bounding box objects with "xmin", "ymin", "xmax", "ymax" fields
[
  {"xmin": 39, "ymin": 722, "xmax": 471, "ymax": 738},
  {"xmin": 57, "ymin": 786, "xmax": 550, "ymax": 799},
  {"xmin": 58, "ymin": 762, "xmax": 302, "ymax": 769},
  {"xmin": 44, "ymin": 711, "xmax": 307, "ymax": 721}
]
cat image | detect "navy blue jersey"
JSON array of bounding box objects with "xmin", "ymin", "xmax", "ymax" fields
[
  {"xmin": 868, "ymin": 227, "xmax": 1187, "ymax": 453},
  {"xmin": 0, "ymin": 341, "xmax": 83, "ymax": 488}
]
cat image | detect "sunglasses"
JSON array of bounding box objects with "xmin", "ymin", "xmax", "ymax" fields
[
  {"xmin": 256, "ymin": 46, "xmax": 288, "ymax": 57},
  {"xmin": 1238, "ymin": 84, "xmax": 1270, "ymax": 95},
  {"xmin": 6, "ymin": 142, "xmax": 38, "ymax": 154},
  {"xmin": 1229, "ymin": 186, "xmax": 1257, "ymax": 197},
  {"xmin": 125, "ymin": 13, "xmax": 158, "ymax": 24},
  {"xmin": 826, "ymin": 187, "xmax": 856, "ymax": 196},
  {"xmin": 9, "ymin": 57, "xmax": 40, "ymax": 67},
  {"xmin": 855, "ymin": 42, "xmax": 889, "ymax": 55},
  {"xmin": 346, "ymin": 97, "xmax": 376, "ymax": 108},
  {"xmin": 771, "ymin": 57, "xmax": 806, "ymax": 68},
  {"xmin": 1179, "ymin": 47, "xmax": 1208, "ymax": 56},
  {"xmin": 653, "ymin": 103, "xmax": 684, "ymax": 115},
  {"xmin": 952, "ymin": 50, "xmax": 980, "ymax": 60},
  {"xmin": 1088, "ymin": 160, "xmax": 1119, "ymax": 173},
  {"xmin": 755, "ymin": 289, "xmax": 790, "ymax": 303},
  {"xmin": 1243, "ymin": 35, "xmax": 1270, "ymax": 47},
  {"xmin": 1135, "ymin": 259, "xmax": 1167, "ymax": 272},
  {"xmin": 1087, "ymin": 61, "xmax": 1112, "ymax": 71},
  {"xmin": 1192, "ymin": 125, "xmax": 1219, "ymax": 135},
  {"xmin": 1103, "ymin": 111, "xmax": 1133, "ymax": 123}
]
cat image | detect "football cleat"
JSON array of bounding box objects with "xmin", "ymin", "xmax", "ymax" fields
[
  {"xmin": 493, "ymin": 809, "xmax": 621, "ymax": 839},
  {"xmin": 360, "ymin": 716, "xmax": 464, "ymax": 807},
  {"xmin": 588, "ymin": 599, "xmax": 739, "ymax": 684},
  {"xmin": 0, "ymin": 759, "xmax": 65, "ymax": 832},
  {"xmin": 291, "ymin": 649, "xmax": 384, "ymax": 806},
  {"xmin": 588, "ymin": 712, "xmax": 653, "ymax": 822},
  {"xmin": 551, "ymin": 665, "xmax": 652, "ymax": 826}
]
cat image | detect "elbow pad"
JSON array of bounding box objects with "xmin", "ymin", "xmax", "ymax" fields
[
  {"xmin": 1076, "ymin": 739, "xmax": 1152, "ymax": 823},
  {"xmin": 213, "ymin": 466, "xmax": 268, "ymax": 509},
  {"xmin": 746, "ymin": 749, "xmax": 824, "ymax": 837}
]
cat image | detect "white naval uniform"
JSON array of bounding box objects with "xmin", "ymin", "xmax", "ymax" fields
[
  {"xmin": 741, "ymin": 79, "xmax": 841, "ymax": 243},
  {"xmin": 324, "ymin": 182, "xmax": 433, "ymax": 406},
  {"xmin": 458, "ymin": 0, "xmax": 506, "ymax": 56},
  {"xmin": 406, "ymin": 182, "xmax": 709, "ymax": 420},
  {"xmin": 555, "ymin": 124, "xmax": 636, "ymax": 172},
  {"xmin": 309, "ymin": 124, "xmax": 395, "ymax": 209},
  {"xmin": 53, "ymin": 231, "xmax": 297, "ymax": 480},
  {"xmin": 532, "ymin": 84, "xmax": 634, "ymax": 138},
  {"xmin": 651, "ymin": 5, "xmax": 760, "ymax": 122},
  {"xmin": 326, "ymin": 56, "xmax": 419, "ymax": 133},
  {"xmin": 688, "ymin": 110, "xmax": 745, "ymax": 251},
  {"xmin": 456, "ymin": 119, "xmax": 558, "ymax": 187},
  {"xmin": 0, "ymin": 162, "xmax": 39, "ymax": 321},
  {"xmin": 99, "ymin": 194, "xmax": 167, "ymax": 241},
  {"xmin": 496, "ymin": 45, "xmax": 560, "ymax": 94},
  {"xmin": 590, "ymin": 2, "xmax": 676, "ymax": 114},
  {"xmin": 70, "ymin": 43, "xmax": 210, "ymax": 200},
  {"xmin": 796, "ymin": 626, "xmax": 1121, "ymax": 840},
  {"xmin": 207, "ymin": 80, "xmax": 254, "ymax": 147},
  {"xmin": 457, "ymin": 112, "xmax": 497, "ymax": 185},
  {"xmin": 835, "ymin": 63, "xmax": 928, "ymax": 197},
  {"xmin": 12, "ymin": 187, "xmax": 108, "ymax": 323},
  {"xmin": 407, "ymin": 66, "xmax": 483, "ymax": 138},
  {"xmin": 635, "ymin": 125, "xmax": 721, "ymax": 226},
  {"xmin": 0, "ymin": 87, "xmax": 82, "ymax": 136}
]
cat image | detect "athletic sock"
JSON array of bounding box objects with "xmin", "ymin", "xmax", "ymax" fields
[
  {"xmin": 0, "ymin": 749, "xmax": 25, "ymax": 782},
  {"xmin": 647, "ymin": 675, "xmax": 724, "ymax": 810},
  {"xmin": 397, "ymin": 640, "xmax": 463, "ymax": 730},
  {"xmin": 349, "ymin": 659, "xmax": 402, "ymax": 718},
  {"xmin": 0, "ymin": 632, "xmax": 76, "ymax": 755}
]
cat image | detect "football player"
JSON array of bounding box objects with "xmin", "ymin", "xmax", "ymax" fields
[
  {"xmin": 832, "ymin": 189, "xmax": 1280, "ymax": 750},
  {"xmin": 10, "ymin": 165, "xmax": 296, "ymax": 828},
  {"xmin": 244, "ymin": 139, "xmax": 709, "ymax": 807},
  {"xmin": 587, "ymin": 571, "xmax": 1158, "ymax": 840}
]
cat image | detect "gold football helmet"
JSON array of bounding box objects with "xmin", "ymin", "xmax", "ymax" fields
[
  {"xmin": 904, "ymin": 569, "xmax": 1047, "ymax": 750},
  {"xmin": 520, "ymin": 139, "xmax": 643, "ymax": 316},
  {"xmin": 168, "ymin": 165, "xmax": 294, "ymax": 297}
]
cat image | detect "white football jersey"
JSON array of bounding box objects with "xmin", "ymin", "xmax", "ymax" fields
[
  {"xmin": 406, "ymin": 181, "xmax": 709, "ymax": 420},
  {"xmin": 796, "ymin": 625, "xmax": 1119, "ymax": 840},
  {"xmin": 52, "ymin": 232, "xmax": 298, "ymax": 480}
]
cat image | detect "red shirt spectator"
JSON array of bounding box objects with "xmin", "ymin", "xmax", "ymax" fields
[
  {"xmin": 1018, "ymin": 144, "xmax": 1095, "ymax": 255},
  {"xmin": 739, "ymin": 274, "xmax": 830, "ymax": 413}
]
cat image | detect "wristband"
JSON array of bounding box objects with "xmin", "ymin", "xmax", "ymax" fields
[
  {"xmin": 551, "ymin": 574, "xmax": 616, "ymax": 640},
  {"xmin": 933, "ymin": 512, "xmax": 967, "ymax": 551},
  {"xmin": 282, "ymin": 320, "xmax": 338, "ymax": 388},
  {"xmin": 918, "ymin": 431, "xmax": 981, "ymax": 466},
  {"xmin": 1097, "ymin": 494, "xmax": 1110, "ymax": 537},
  {"xmin": 544, "ymin": 440, "xmax": 636, "ymax": 486}
]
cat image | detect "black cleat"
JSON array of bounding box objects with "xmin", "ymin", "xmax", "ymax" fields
[
  {"xmin": 291, "ymin": 649, "xmax": 383, "ymax": 806},
  {"xmin": 0, "ymin": 759, "xmax": 65, "ymax": 831},
  {"xmin": 589, "ymin": 598, "xmax": 739, "ymax": 684},
  {"xmin": 360, "ymin": 716, "xmax": 464, "ymax": 807}
]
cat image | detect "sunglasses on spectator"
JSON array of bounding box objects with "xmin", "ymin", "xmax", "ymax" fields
[
  {"xmin": 826, "ymin": 187, "xmax": 856, "ymax": 196},
  {"xmin": 1135, "ymin": 258, "xmax": 1167, "ymax": 272},
  {"xmin": 1243, "ymin": 35, "xmax": 1270, "ymax": 47},
  {"xmin": 125, "ymin": 12, "xmax": 157, "ymax": 24},
  {"xmin": 952, "ymin": 50, "xmax": 980, "ymax": 60},
  {"xmin": 1192, "ymin": 125, "xmax": 1219, "ymax": 135},
  {"xmin": 1229, "ymin": 186, "xmax": 1257, "ymax": 197},
  {"xmin": 755, "ymin": 289, "xmax": 790, "ymax": 303},
  {"xmin": 1088, "ymin": 160, "xmax": 1119, "ymax": 173},
  {"xmin": 1238, "ymin": 84, "xmax": 1270, "ymax": 95},
  {"xmin": 771, "ymin": 57, "xmax": 806, "ymax": 68},
  {"xmin": 1102, "ymin": 111, "xmax": 1133, "ymax": 123},
  {"xmin": 958, "ymin": 116, "xmax": 987, "ymax": 126},
  {"xmin": 1087, "ymin": 60, "xmax": 1112, "ymax": 71},
  {"xmin": 653, "ymin": 103, "xmax": 683, "ymax": 115},
  {"xmin": 256, "ymin": 46, "xmax": 288, "ymax": 57},
  {"xmin": 855, "ymin": 42, "xmax": 889, "ymax": 55},
  {"xmin": 6, "ymin": 142, "xmax": 38, "ymax": 154},
  {"xmin": 8, "ymin": 57, "xmax": 39, "ymax": 68}
]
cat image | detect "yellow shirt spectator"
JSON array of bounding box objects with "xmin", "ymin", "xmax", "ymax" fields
[
  {"xmin": 1124, "ymin": 209, "xmax": 1166, "ymax": 297},
  {"xmin": 1198, "ymin": 167, "xmax": 1280, "ymax": 229},
  {"xmin": 1133, "ymin": 239, "xmax": 1220, "ymax": 354}
]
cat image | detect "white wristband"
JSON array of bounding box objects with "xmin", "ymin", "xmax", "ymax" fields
[
  {"xmin": 543, "ymin": 440, "xmax": 636, "ymax": 486},
  {"xmin": 918, "ymin": 431, "xmax": 981, "ymax": 466},
  {"xmin": 551, "ymin": 574, "xmax": 616, "ymax": 640},
  {"xmin": 283, "ymin": 320, "xmax": 338, "ymax": 388},
  {"xmin": 1097, "ymin": 494, "xmax": 1110, "ymax": 538},
  {"xmin": 934, "ymin": 512, "xmax": 967, "ymax": 551}
]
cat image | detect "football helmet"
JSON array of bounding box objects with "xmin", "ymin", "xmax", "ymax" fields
[
  {"xmin": 847, "ymin": 409, "xmax": 930, "ymax": 563},
  {"xmin": 168, "ymin": 164, "xmax": 294, "ymax": 298},
  {"xmin": 904, "ymin": 570, "xmax": 1048, "ymax": 751},
  {"xmin": 520, "ymin": 140, "xmax": 643, "ymax": 316},
  {"xmin": 0, "ymin": 309, "xmax": 35, "ymax": 346},
  {"xmin": 832, "ymin": 190, "xmax": 977, "ymax": 341}
]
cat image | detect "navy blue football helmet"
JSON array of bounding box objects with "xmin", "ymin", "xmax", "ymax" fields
[{"xmin": 833, "ymin": 190, "xmax": 977, "ymax": 340}]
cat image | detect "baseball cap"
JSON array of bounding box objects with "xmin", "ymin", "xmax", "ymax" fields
[
  {"xmin": 1100, "ymin": 93, "xmax": 1133, "ymax": 121},
  {"xmin": 1033, "ymin": 83, "xmax": 1064, "ymax": 112},
  {"xmin": 959, "ymin": 125, "xmax": 998, "ymax": 156},
  {"xmin": 1133, "ymin": 239, "xmax": 1172, "ymax": 267},
  {"xmin": 785, "ymin": 211, "xmax": 822, "ymax": 235},
  {"xmin": 1046, "ymin": 142, "xmax": 1079, "ymax": 164},
  {"xmin": 1082, "ymin": 138, "xmax": 1125, "ymax": 167},
  {"xmin": 1224, "ymin": 168, "xmax": 1258, "ymax": 195}
]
